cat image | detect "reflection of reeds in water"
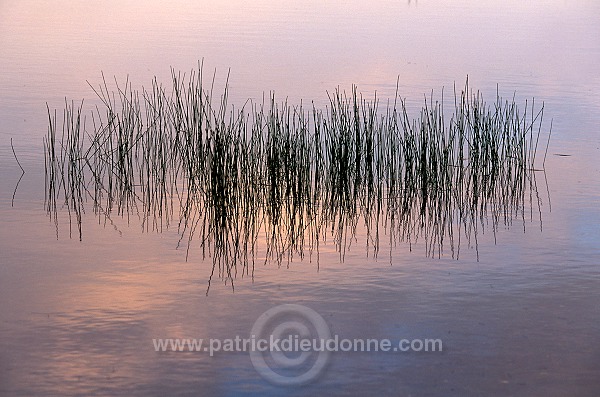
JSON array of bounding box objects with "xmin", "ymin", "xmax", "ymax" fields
[{"xmin": 44, "ymin": 66, "xmax": 550, "ymax": 290}]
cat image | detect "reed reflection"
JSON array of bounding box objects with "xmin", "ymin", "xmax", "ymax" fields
[{"xmin": 44, "ymin": 65, "xmax": 550, "ymax": 290}]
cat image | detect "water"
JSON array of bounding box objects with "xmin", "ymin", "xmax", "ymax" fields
[{"xmin": 1, "ymin": 1, "xmax": 600, "ymax": 395}]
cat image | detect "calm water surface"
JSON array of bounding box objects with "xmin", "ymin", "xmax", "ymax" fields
[{"xmin": 1, "ymin": 1, "xmax": 599, "ymax": 396}]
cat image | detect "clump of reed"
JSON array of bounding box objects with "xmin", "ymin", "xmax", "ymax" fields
[{"xmin": 44, "ymin": 65, "xmax": 550, "ymax": 290}]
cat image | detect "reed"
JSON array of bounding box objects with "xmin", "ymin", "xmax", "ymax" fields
[
  {"xmin": 43, "ymin": 66, "xmax": 550, "ymax": 290},
  {"xmin": 11, "ymin": 138, "xmax": 26, "ymax": 207}
]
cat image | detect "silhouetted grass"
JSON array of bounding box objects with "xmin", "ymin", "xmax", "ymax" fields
[{"xmin": 44, "ymin": 65, "xmax": 550, "ymax": 290}]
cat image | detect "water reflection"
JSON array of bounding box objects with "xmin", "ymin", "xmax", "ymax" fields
[{"xmin": 43, "ymin": 68, "xmax": 549, "ymax": 289}]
